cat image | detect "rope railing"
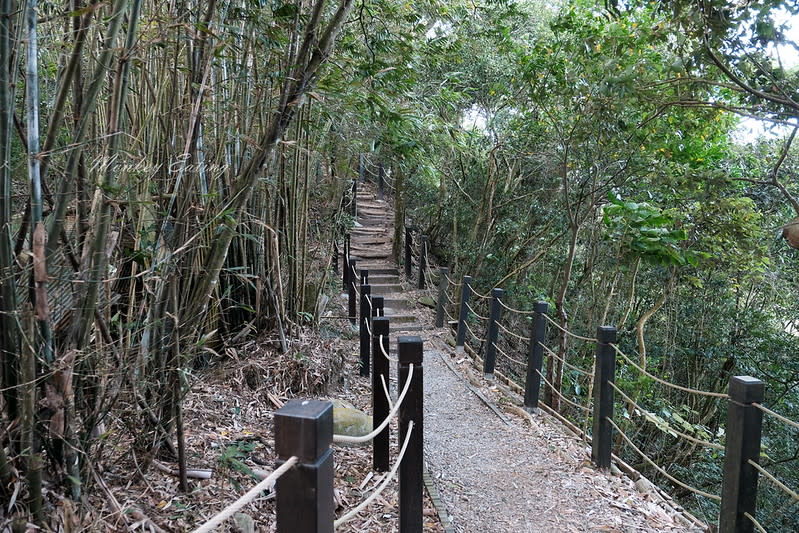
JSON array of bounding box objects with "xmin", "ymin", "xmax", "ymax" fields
[
  {"xmin": 539, "ymin": 342, "xmax": 593, "ymax": 378},
  {"xmin": 464, "ymin": 320, "xmax": 486, "ymax": 344},
  {"xmin": 497, "ymin": 298, "xmax": 535, "ymax": 316},
  {"xmin": 744, "ymin": 512, "xmax": 768, "ymax": 533},
  {"xmin": 192, "ymin": 456, "xmax": 299, "ymax": 533},
  {"xmin": 469, "ymin": 285, "xmax": 492, "ymax": 300},
  {"xmin": 608, "ymin": 381, "xmax": 724, "ymax": 451},
  {"xmin": 535, "ymin": 369, "xmax": 592, "ymax": 413},
  {"xmin": 464, "ymin": 301, "xmax": 489, "ymax": 322},
  {"xmin": 443, "ymin": 272, "xmax": 462, "ymax": 287},
  {"xmin": 609, "ymin": 344, "xmax": 728, "ymax": 399},
  {"xmin": 334, "ymin": 363, "xmax": 414, "ymax": 444},
  {"xmin": 334, "ymin": 421, "xmax": 414, "ymax": 528},
  {"xmin": 753, "ymin": 402, "xmax": 799, "ymax": 431},
  {"xmin": 542, "ymin": 314, "xmax": 598, "ymax": 342},
  {"xmin": 606, "ymin": 418, "xmax": 722, "ymax": 502},
  {"xmin": 496, "ymin": 319, "xmax": 531, "ymax": 343},
  {"xmin": 747, "ymin": 459, "xmax": 799, "ymax": 504},
  {"xmin": 492, "ymin": 341, "xmax": 526, "ymax": 368},
  {"xmin": 377, "ymin": 334, "xmax": 399, "ymax": 364}
]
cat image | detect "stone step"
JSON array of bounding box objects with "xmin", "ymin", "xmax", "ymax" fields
[
  {"xmin": 383, "ymin": 313, "xmax": 417, "ymax": 324},
  {"xmin": 357, "ymin": 266, "xmax": 398, "ymax": 276},
  {"xmin": 381, "ymin": 297, "xmax": 408, "ymax": 309},
  {"xmin": 391, "ymin": 324, "xmax": 428, "ymax": 332},
  {"xmin": 368, "ymin": 275, "xmax": 399, "ymax": 284},
  {"xmin": 370, "ymin": 282, "xmax": 404, "ymax": 293}
]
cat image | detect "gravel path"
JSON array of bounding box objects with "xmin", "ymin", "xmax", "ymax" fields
[{"xmin": 422, "ymin": 338, "xmax": 703, "ymax": 533}]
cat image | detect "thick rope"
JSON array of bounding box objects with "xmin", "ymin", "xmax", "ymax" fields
[
  {"xmin": 464, "ymin": 320, "xmax": 486, "ymax": 344},
  {"xmin": 535, "ymin": 370, "xmax": 592, "ymax": 413},
  {"xmin": 469, "ymin": 286, "xmax": 492, "ymax": 300},
  {"xmin": 539, "ymin": 343, "xmax": 593, "ymax": 378},
  {"xmin": 753, "ymin": 402, "xmax": 799, "ymax": 431},
  {"xmin": 748, "ymin": 459, "xmax": 799, "ymax": 503},
  {"xmin": 334, "ymin": 421, "xmax": 414, "ymax": 528},
  {"xmin": 377, "ymin": 335, "xmax": 399, "ymax": 363},
  {"xmin": 542, "ymin": 314, "xmax": 597, "ymax": 342},
  {"xmin": 464, "ymin": 301, "xmax": 489, "ymax": 321},
  {"xmin": 496, "ymin": 320, "xmax": 531, "ymax": 343},
  {"xmin": 492, "ymin": 342, "xmax": 526, "ymax": 367},
  {"xmin": 380, "ymin": 374, "xmax": 394, "ymax": 409},
  {"xmin": 333, "ymin": 364, "xmax": 414, "ymax": 444},
  {"xmin": 744, "ymin": 513, "xmax": 768, "ymax": 533},
  {"xmin": 364, "ymin": 319, "xmax": 372, "ymax": 336},
  {"xmin": 608, "ymin": 381, "xmax": 724, "ymax": 451},
  {"xmin": 610, "ymin": 344, "xmax": 728, "ymax": 399},
  {"xmin": 497, "ymin": 298, "xmax": 535, "ymax": 316},
  {"xmin": 192, "ymin": 456, "xmax": 298, "ymax": 533},
  {"xmin": 607, "ymin": 418, "xmax": 721, "ymax": 501},
  {"xmin": 443, "ymin": 273, "xmax": 462, "ymax": 287}
]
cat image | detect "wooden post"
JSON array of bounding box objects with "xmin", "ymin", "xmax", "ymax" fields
[
  {"xmin": 719, "ymin": 376, "xmax": 765, "ymax": 533},
  {"xmin": 360, "ymin": 268, "xmax": 369, "ymax": 286},
  {"xmin": 398, "ymin": 336, "xmax": 423, "ymax": 533},
  {"xmin": 455, "ymin": 276, "xmax": 472, "ymax": 352},
  {"xmin": 377, "ymin": 163, "xmax": 385, "ymax": 200},
  {"xmin": 350, "ymin": 178, "xmax": 357, "ymax": 219},
  {"xmin": 418, "ymin": 236, "xmax": 428, "ymax": 289},
  {"xmin": 332, "ymin": 241, "xmax": 339, "ymax": 274},
  {"xmin": 359, "ymin": 283, "xmax": 371, "ymax": 377},
  {"xmin": 483, "ymin": 288, "xmax": 504, "ymax": 379},
  {"xmin": 342, "ymin": 237, "xmax": 349, "ymax": 291},
  {"xmin": 348, "ymin": 258, "xmax": 357, "ymax": 324},
  {"xmin": 372, "ymin": 317, "xmax": 390, "ymax": 472},
  {"xmin": 275, "ymin": 399, "xmax": 334, "ymax": 533},
  {"xmin": 435, "ymin": 267, "xmax": 449, "ymax": 328},
  {"xmin": 404, "ymin": 227, "xmax": 413, "ymax": 278},
  {"xmin": 591, "ymin": 326, "xmax": 617, "ymax": 469},
  {"xmin": 524, "ymin": 301, "xmax": 549, "ymax": 411},
  {"xmin": 372, "ymin": 295, "xmax": 384, "ymax": 318}
]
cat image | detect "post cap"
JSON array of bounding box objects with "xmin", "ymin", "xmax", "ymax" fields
[
  {"xmin": 728, "ymin": 376, "xmax": 765, "ymax": 404},
  {"xmin": 534, "ymin": 301, "xmax": 549, "ymax": 313},
  {"xmin": 398, "ymin": 336, "xmax": 424, "ymax": 364},
  {"xmin": 439, "ymin": 266, "xmax": 449, "ymax": 274},
  {"xmin": 275, "ymin": 399, "xmax": 333, "ymax": 462},
  {"xmin": 463, "ymin": 275, "xmax": 472, "ymax": 284},
  {"xmin": 372, "ymin": 316, "xmax": 390, "ymax": 334},
  {"xmin": 491, "ymin": 288, "xmax": 504, "ymax": 298},
  {"xmin": 597, "ymin": 326, "xmax": 617, "ymax": 344}
]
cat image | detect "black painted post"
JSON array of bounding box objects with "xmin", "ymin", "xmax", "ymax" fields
[
  {"xmin": 591, "ymin": 326, "xmax": 617, "ymax": 469},
  {"xmin": 332, "ymin": 241, "xmax": 339, "ymax": 274},
  {"xmin": 483, "ymin": 288, "xmax": 504, "ymax": 379},
  {"xmin": 524, "ymin": 301, "xmax": 549, "ymax": 411},
  {"xmin": 418, "ymin": 236, "xmax": 428, "ymax": 290},
  {"xmin": 719, "ymin": 376, "xmax": 765, "ymax": 533},
  {"xmin": 348, "ymin": 259, "xmax": 357, "ymax": 325},
  {"xmin": 404, "ymin": 227, "xmax": 413, "ymax": 278},
  {"xmin": 372, "ymin": 317, "xmax": 390, "ymax": 472},
  {"xmin": 342, "ymin": 237, "xmax": 349, "ymax": 291},
  {"xmin": 360, "ymin": 268, "xmax": 369, "ymax": 286},
  {"xmin": 275, "ymin": 399, "xmax": 334, "ymax": 533},
  {"xmin": 398, "ymin": 336, "xmax": 424, "ymax": 533},
  {"xmin": 350, "ymin": 178, "xmax": 357, "ymax": 219},
  {"xmin": 360, "ymin": 283, "xmax": 371, "ymax": 377},
  {"xmin": 377, "ymin": 163, "xmax": 385, "ymax": 201},
  {"xmin": 435, "ymin": 267, "xmax": 449, "ymax": 328},
  {"xmin": 372, "ymin": 295, "xmax": 384, "ymax": 318},
  {"xmin": 455, "ymin": 276, "xmax": 472, "ymax": 352}
]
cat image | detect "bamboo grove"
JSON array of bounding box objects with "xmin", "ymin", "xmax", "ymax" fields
[{"xmin": 0, "ymin": 0, "xmax": 382, "ymax": 522}]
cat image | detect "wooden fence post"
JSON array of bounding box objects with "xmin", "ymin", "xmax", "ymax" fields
[
  {"xmin": 275, "ymin": 399, "xmax": 334, "ymax": 533},
  {"xmin": 360, "ymin": 268, "xmax": 369, "ymax": 286},
  {"xmin": 372, "ymin": 295, "xmax": 384, "ymax": 318},
  {"xmin": 404, "ymin": 227, "xmax": 413, "ymax": 278},
  {"xmin": 332, "ymin": 241, "xmax": 339, "ymax": 274},
  {"xmin": 342, "ymin": 237, "xmax": 349, "ymax": 291},
  {"xmin": 350, "ymin": 178, "xmax": 357, "ymax": 218},
  {"xmin": 398, "ymin": 336, "xmax": 424, "ymax": 533},
  {"xmin": 418, "ymin": 236, "xmax": 428, "ymax": 289},
  {"xmin": 348, "ymin": 259, "xmax": 357, "ymax": 324},
  {"xmin": 719, "ymin": 376, "xmax": 765, "ymax": 533},
  {"xmin": 483, "ymin": 288, "xmax": 504, "ymax": 379},
  {"xmin": 377, "ymin": 163, "xmax": 385, "ymax": 201},
  {"xmin": 359, "ymin": 282, "xmax": 371, "ymax": 377},
  {"xmin": 455, "ymin": 276, "xmax": 472, "ymax": 352},
  {"xmin": 524, "ymin": 301, "xmax": 549, "ymax": 411},
  {"xmin": 591, "ymin": 326, "xmax": 617, "ymax": 469},
  {"xmin": 372, "ymin": 317, "xmax": 390, "ymax": 472},
  {"xmin": 435, "ymin": 267, "xmax": 449, "ymax": 328}
]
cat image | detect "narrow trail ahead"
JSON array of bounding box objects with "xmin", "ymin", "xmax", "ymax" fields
[{"xmin": 344, "ymin": 182, "xmax": 703, "ymax": 533}]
